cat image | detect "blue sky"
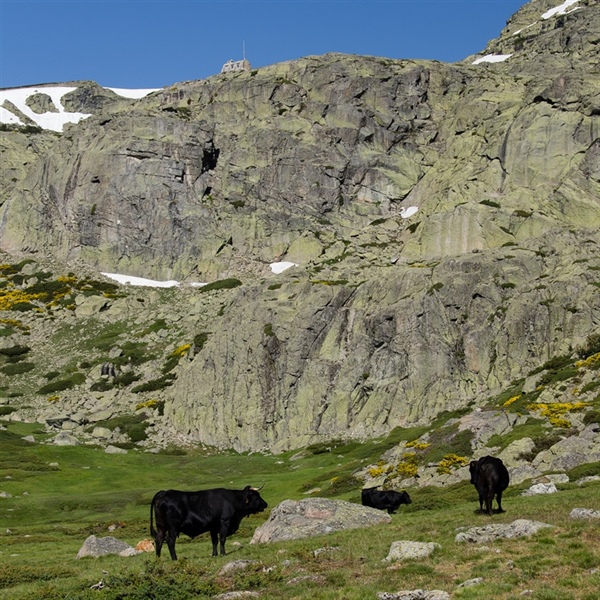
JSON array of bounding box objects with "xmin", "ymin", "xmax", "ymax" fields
[{"xmin": 1, "ymin": 0, "xmax": 529, "ymax": 89}]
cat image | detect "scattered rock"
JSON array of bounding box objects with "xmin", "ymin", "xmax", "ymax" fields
[
  {"xmin": 576, "ymin": 475, "xmax": 600, "ymax": 486},
  {"xmin": 522, "ymin": 483, "xmax": 558, "ymax": 496},
  {"xmin": 458, "ymin": 577, "xmax": 484, "ymax": 588},
  {"xmin": 455, "ymin": 519, "xmax": 553, "ymax": 543},
  {"xmin": 378, "ymin": 590, "xmax": 451, "ymax": 600},
  {"xmin": 251, "ymin": 498, "xmax": 390, "ymax": 544},
  {"xmin": 384, "ymin": 541, "xmax": 440, "ymax": 562},
  {"xmin": 53, "ymin": 432, "xmax": 80, "ymax": 446},
  {"xmin": 569, "ymin": 508, "xmax": 600, "ymax": 520},
  {"xmin": 313, "ymin": 546, "xmax": 340, "ymax": 557},
  {"xmin": 213, "ymin": 592, "xmax": 260, "ymax": 599},
  {"xmin": 0, "ymin": 491, "xmax": 12, "ymax": 498},
  {"xmin": 219, "ymin": 560, "xmax": 260, "ymax": 575},
  {"xmin": 76, "ymin": 535, "xmax": 141, "ymax": 558},
  {"xmin": 105, "ymin": 445, "xmax": 128, "ymax": 454},
  {"xmin": 21, "ymin": 435, "xmax": 35, "ymax": 443}
]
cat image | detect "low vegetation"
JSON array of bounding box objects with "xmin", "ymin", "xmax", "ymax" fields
[{"xmin": 0, "ymin": 419, "xmax": 598, "ymax": 600}]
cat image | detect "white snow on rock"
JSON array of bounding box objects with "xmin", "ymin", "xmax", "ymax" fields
[
  {"xmin": 400, "ymin": 206, "xmax": 419, "ymax": 219},
  {"xmin": 542, "ymin": 0, "xmax": 580, "ymax": 20},
  {"xmin": 107, "ymin": 88, "xmax": 159, "ymax": 99},
  {"xmin": 0, "ymin": 86, "xmax": 90, "ymax": 132},
  {"xmin": 270, "ymin": 262, "xmax": 298, "ymax": 274},
  {"xmin": 1, "ymin": 85, "xmax": 161, "ymax": 131},
  {"xmin": 101, "ymin": 273, "xmax": 180, "ymax": 288},
  {"xmin": 472, "ymin": 54, "xmax": 512, "ymax": 65}
]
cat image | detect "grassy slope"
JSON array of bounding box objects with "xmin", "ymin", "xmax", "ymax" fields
[{"xmin": 1, "ymin": 421, "xmax": 599, "ymax": 600}]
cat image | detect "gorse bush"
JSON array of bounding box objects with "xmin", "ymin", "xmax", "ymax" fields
[{"xmin": 37, "ymin": 373, "xmax": 85, "ymax": 395}]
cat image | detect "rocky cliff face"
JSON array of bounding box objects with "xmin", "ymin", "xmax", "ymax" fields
[{"xmin": 1, "ymin": 0, "xmax": 599, "ymax": 451}]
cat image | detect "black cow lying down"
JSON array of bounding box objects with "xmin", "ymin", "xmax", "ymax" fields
[
  {"xmin": 150, "ymin": 486, "xmax": 268, "ymax": 559},
  {"xmin": 469, "ymin": 455, "xmax": 509, "ymax": 515},
  {"xmin": 361, "ymin": 486, "xmax": 412, "ymax": 514}
]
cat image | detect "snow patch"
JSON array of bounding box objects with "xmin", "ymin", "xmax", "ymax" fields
[
  {"xmin": 400, "ymin": 206, "xmax": 419, "ymax": 219},
  {"xmin": 542, "ymin": 0, "xmax": 580, "ymax": 19},
  {"xmin": 270, "ymin": 262, "xmax": 298, "ymax": 274},
  {"xmin": 107, "ymin": 88, "xmax": 159, "ymax": 99},
  {"xmin": 472, "ymin": 54, "xmax": 512, "ymax": 65},
  {"xmin": 101, "ymin": 273, "xmax": 180, "ymax": 288},
  {"xmin": 0, "ymin": 86, "xmax": 91, "ymax": 132}
]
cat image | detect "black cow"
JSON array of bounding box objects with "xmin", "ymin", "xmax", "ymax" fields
[
  {"xmin": 361, "ymin": 486, "xmax": 412, "ymax": 514},
  {"xmin": 469, "ymin": 455, "xmax": 509, "ymax": 515},
  {"xmin": 150, "ymin": 485, "xmax": 267, "ymax": 559}
]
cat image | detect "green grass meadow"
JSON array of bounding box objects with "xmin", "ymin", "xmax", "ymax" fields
[{"xmin": 1, "ymin": 420, "xmax": 599, "ymax": 600}]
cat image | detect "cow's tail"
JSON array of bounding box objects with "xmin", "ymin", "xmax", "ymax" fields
[{"xmin": 150, "ymin": 495, "xmax": 157, "ymax": 540}]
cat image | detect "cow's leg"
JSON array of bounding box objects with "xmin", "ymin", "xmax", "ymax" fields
[
  {"xmin": 154, "ymin": 527, "xmax": 165, "ymax": 557},
  {"xmin": 210, "ymin": 529, "xmax": 219, "ymax": 557},
  {"xmin": 219, "ymin": 521, "xmax": 229, "ymax": 555},
  {"xmin": 485, "ymin": 490, "xmax": 494, "ymax": 515},
  {"xmin": 478, "ymin": 493, "xmax": 484, "ymax": 513},
  {"xmin": 496, "ymin": 491, "xmax": 504, "ymax": 513},
  {"xmin": 166, "ymin": 530, "xmax": 178, "ymax": 560}
]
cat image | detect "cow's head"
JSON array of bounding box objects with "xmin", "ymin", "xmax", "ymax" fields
[
  {"xmin": 400, "ymin": 491, "xmax": 412, "ymax": 504},
  {"xmin": 469, "ymin": 460, "xmax": 479, "ymax": 483},
  {"xmin": 242, "ymin": 485, "xmax": 268, "ymax": 514}
]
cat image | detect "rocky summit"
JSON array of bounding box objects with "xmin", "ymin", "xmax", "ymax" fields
[{"xmin": 0, "ymin": 0, "xmax": 599, "ymax": 453}]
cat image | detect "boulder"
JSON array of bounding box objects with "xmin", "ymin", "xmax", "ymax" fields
[
  {"xmin": 53, "ymin": 432, "xmax": 80, "ymax": 446},
  {"xmin": 384, "ymin": 541, "xmax": 440, "ymax": 562},
  {"xmin": 522, "ymin": 482, "xmax": 558, "ymax": 496},
  {"xmin": 455, "ymin": 519, "xmax": 553, "ymax": 543},
  {"xmin": 251, "ymin": 498, "xmax": 391, "ymax": 544},
  {"xmin": 570, "ymin": 508, "xmax": 600, "ymax": 520},
  {"xmin": 76, "ymin": 535, "xmax": 141, "ymax": 558},
  {"xmin": 378, "ymin": 591, "xmax": 451, "ymax": 600}
]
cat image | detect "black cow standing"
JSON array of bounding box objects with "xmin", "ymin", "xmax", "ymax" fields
[
  {"xmin": 150, "ymin": 486, "xmax": 268, "ymax": 559},
  {"xmin": 361, "ymin": 486, "xmax": 412, "ymax": 514},
  {"xmin": 469, "ymin": 455, "xmax": 509, "ymax": 515}
]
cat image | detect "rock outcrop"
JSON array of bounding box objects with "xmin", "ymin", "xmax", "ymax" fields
[{"xmin": 0, "ymin": 0, "xmax": 599, "ymax": 452}]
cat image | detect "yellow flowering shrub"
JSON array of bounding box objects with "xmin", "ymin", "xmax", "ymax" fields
[
  {"xmin": 396, "ymin": 452, "xmax": 419, "ymax": 478},
  {"xmin": 527, "ymin": 401, "xmax": 589, "ymax": 427},
  {"xmin": 171, "ymin": 344, "xmax": 191, "ymax": 358},
  {"xmin": 406, "ymin": 440, "xmax": 430, "ymax": 450},
  {"xmin": 0, "ymin": 289, "xmax": 44, "ymax": 310},
  {"xmin": 576, "ymin": 352, "xmax": 600, "ymax": 370},
  {"xmin": 47, "ymin": 395, "xmax": 60, "ymax": 403},
  {"xmin": 0, "ymin": 318, "xmax": 28, "ymax": 330},
  {"xmin": 136, "ymin": 399, "xmax": 160, "ymax": 411},
  {"xmin": 503, "ymin": 395, "xmax": 521, "ymax": 407},
  {"xmin": 437, "ymin": 453, "xmax": 469, "ymax": 475}
]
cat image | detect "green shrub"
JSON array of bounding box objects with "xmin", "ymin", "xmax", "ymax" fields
[
  {"xmin": 37, "ymin": 372, "xmax": 85, "ymax": 394},
  {"xmin": 583, "ymin": 410, "xmax": 600, "ymax": 425},
  {"xmin": 90, "ymin": 379, "xmax": 113, "ymax": 392},
  {"xmin": 1, "ymin": 362, "xmax": 35, "ymax": 375},
  {"xmin": 132, "ymin": 374, "xmax": 176, "ymax": 393},
  {"xmin": 199, "ymin": 278, "xmax": 242, "ymax": 293},
  {"xmin": 0, "ymin": 405, "xmax": 17, "ymax": 416},
  {"xmin": 0, "ymin": 344, "xmax": 30, "ymax": 357},
  {"xmin": 193, "ymin": 331, "xmax": 210, "ymax": 352},
  {"xmin": 114, "ymin": 372, "xmax": 141, "ymax": 386}
]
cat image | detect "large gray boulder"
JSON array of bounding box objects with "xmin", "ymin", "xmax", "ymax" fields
[
  {"xmin": 76, "ymin": 535, "xmax": 141, "ymax": 558},
  {"xmin": 250, "ymin": 498, "xmax": 391, "ymax": 544},
  {"xmin": 455, "ymin": 519, "xmax": 553, "ymax": 543}
]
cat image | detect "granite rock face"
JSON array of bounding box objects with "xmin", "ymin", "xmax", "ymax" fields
[{"xmin": 1, "ymin": 1, "xmax": 599, "ymax": 452}]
